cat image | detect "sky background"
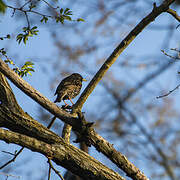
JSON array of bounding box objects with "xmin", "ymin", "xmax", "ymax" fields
[{"xmin": 0, "ymin": 0, "xmax": 180, "ymax": 180}]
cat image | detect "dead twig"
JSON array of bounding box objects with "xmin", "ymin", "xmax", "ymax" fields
[
  {"xmin": 161, "ymin": 50, "xmax": 180, "ymax": 60},
  {"xmin": 0, "ymin": 172, "xmax": 21, "ymax": 179},
  {"xmin": 47, "ymin": 158, "xmax": 65, "ymax": 180},
  {"xmin": 0, "ymin": 147, "xmax": 24, "ymax": 169},
  {"xmin": 156, "ymin": 83, "xmax": 180, "ymax": 99}
]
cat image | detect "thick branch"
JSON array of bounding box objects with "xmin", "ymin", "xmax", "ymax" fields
[
  {"xmin": 0, "ymin": 71, "xmax": 148, "ymax": 179},
  {"xmin": 72, "ymin": 0, "xmax": 175, "ymax": 112},
  {"xmin": 0, "ymin": 129, "xmax": 123, "ymax": 180},
  {"xmin": 0, "ymin": 58, "xmax": 77, "ymax": 126},
  {"xmin": 0, "ymin": 66, "xmax": 148, "ymax": 180},
  {"xmin": 76, "ymin": 112, "xmax": 148, "ymax": 180}
]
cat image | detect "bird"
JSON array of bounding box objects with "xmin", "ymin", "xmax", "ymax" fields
[{"xmin": 54, "ymin": 73, "xmax": 87, "ymax": 106}]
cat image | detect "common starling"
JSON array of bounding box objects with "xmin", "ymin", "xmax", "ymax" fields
[{"xmin": 54, "ymin": 73, "xmax": 86, "ymax": 105}]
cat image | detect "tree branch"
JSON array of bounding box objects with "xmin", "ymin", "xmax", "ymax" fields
[
  {"xmin": 72, "ymin": 0, "xmax": 176, "ymax": 112},
  {"xmin": 156, "ymin": 83, "xmax": 180, "ymax": 99},
  {"xmin": 0, "ymin": 128, "xmax": 124, "ymax": 180},
  {"xmin": 0, "ymin": 65, "xmax": 148, "ymax": 179},
  {"xmin": 0, "ymin": 58, "xmax": 77, "ymax": 126},
  {"xmin": 167, "ymin": 8, "xmax": 180, "ymax": 22},
  {"xmin": 47, "ymin": 159, "xmax": 65, "ymax": 180},
  {"xmin": 0, "ymin": 147, "xmax": 24, "ymax": 169}
]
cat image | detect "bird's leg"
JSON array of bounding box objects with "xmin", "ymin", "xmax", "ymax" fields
[
  {"xmin": 62, "ymin": 97, "xmax": 74, "ymax": 109},
  {"xmin": 68, "ymin": 97, "xmax": 74, "ymax": 105},
  {"xmin": 63, "ymin": 100, "xmax": 70, "ymax": 107},
  {"xmin": 62, "ymin": 100, "xmax": 72, "ymax": 110}
]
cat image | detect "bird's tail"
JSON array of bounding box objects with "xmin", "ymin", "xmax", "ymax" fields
[
  {"xmin": 54, "ymin": 94, "xmax": 63, "ymax": 103},
  {"xmin": 54, "ymin": 98, "xmax": 60, "ymax": 103}
]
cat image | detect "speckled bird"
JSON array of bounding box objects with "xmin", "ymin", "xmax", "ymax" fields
[{"xmin": 54, "ymin": 73, "xmax": 86, "ymax": 105}]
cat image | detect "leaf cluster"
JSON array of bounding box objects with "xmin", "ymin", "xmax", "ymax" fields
[
  {"xmin": 55, "ymin": 8, "xmax": 73, "ymax": 24},
  {"xmin": 16, "ymin": 26, "xmax": 39, "ymax": 44},
  {"xmin": 0, "ymin": 49, "xmax": 35, "ymax": 78},
  {"xmin": 40, "ymin": 16, "xmax": 48, "ymax": 23},
  {"xmin": 5, "ymin": 60, "xmax": 35, "ymax": 77}
]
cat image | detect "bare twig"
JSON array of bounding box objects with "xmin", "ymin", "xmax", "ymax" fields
[
  {"xmin": 1, "ymin": 150, "xmax": 15, "ymax": 156},
  {"xmin": 156, "ymin": 83, "xmax": 180, "ymax": 99},
  {"xmin": 0, "ymin": 172, "xmax": 21, "ymax": 179},
  {"xmin": 20, "ymin": 0, "xmax": 31, "ymax": 9},
  {"xmin": 176, "ymin": 24, "xmax": 180, "ymax": 29},
  {"xmin": 167, "ymin": 8, "xmax": 180, "ymax": 22},
  {"xmin": 0, "ymin": 147, "xmax": 24, "ymax": 169},
  {"xmin": 7, "ymin": 5, "xmax": 52, "ymax": 19},
  {"xmin": 48, "ymin": 160, "xmax": 51, "ymax": 180},
  {"xmin": 161, "ymin": 50, "xmax": 180, "ymax": 60},
  {"xmin": 48, "ymin": 159, "xmax": 65, "ymax": 180},
  {"xmin": 24, "ymin": 11, "xmax": 30, "ymax": 28},
  {"xmin": 41, "ymin": 0, "xmax": 57, "ymax": 10},
  {"xmin": 170, "ymin": 48, "xmax": 180, "ymax": 53},
  {"xmin": 170, "ymin": 48, "xmax": 180, "ymax": 58},
  {"xmin": 47, "ymin": 116, "xmax": 56, "ymax": 129}
]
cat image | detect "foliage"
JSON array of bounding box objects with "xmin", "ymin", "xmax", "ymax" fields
[
  {"xmin": 0, "ymin": 0, "xmax": 6, "ymax": 13},
  {"xmin": 0, "ymin": 48, "xmax": 34, "ymax": 77},
  {"xmin": 16, "ymin": 26, "xmax": 39, "ymax": 45},
  {"xmin": 5, "ymin": 59, "xmax": 35, "ymax": 77},
  {"xmin": 55, "ymin": 8, "xmax": 72, "ymax": 23}
]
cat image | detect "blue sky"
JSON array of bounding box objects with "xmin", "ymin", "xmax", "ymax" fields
[{"xmin": 0, "ymin": 1, "xmax": 180, "ymax": 179}]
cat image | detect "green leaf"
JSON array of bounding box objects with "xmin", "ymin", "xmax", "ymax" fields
[
  {"xmin": 23, "ymin": 35, "xmax": 28, "ymax": 44},
  {"xmin": 23, "ymin": 27, "xmax": 28, "ymax": 32},
  {"xmin": 40, "ymin": 16, "xmax": 48, "ymax": 23},
  {"xmin": 6, "ymin": 34, "xmax": 11, "ymax": 39},
  {"xmin": 25, "ymin": 61, "xmax": 34, "ymax": 66},
  {"xmin": 77, "ymin": 18, "xmax": 85, "ymax": 22},
  {"xmin": 16, "ymin": 33, "xmax": 23, "ymax": 44},
  {"xmin": 4, "ymin": 59, "xmax": 10, "ymax": 63},
  {"xmin": 64, "ymin": 8, "xmax": 70, "ymax": 13},
  {"xmin": 31, "ymin": 26, "xmax": 37, "ymax": 30},
  {"xmin": 16, "ymin": 34, "xmax": 23, "ymax": 39},
  {"xmin": 27, "ymin": 71, "xmax": 32, "ymax": 76},
  {"xmin": 2, "ymin": 51, "xmax": 5, "ymax": 55},
  {"xmin": 4, "ymin": 59, "xmax": 14, "ymax": 65},
  {"xmin": 44, "ymin": 17, "xmax": 48, "ymax": 23},
  {"xmin": 63, "ymin": 15, "xmax": 72, "ymax": 21},
  {"xmin": 28, "ymin": 31, "xmax": 33, "ymax": 36},
  {"xmin": 0, "ymin": 0, "xmax": 6, "ymax": 14},
  {"xmin": 60, "ymin": 8, "xmax": 63, "ymax": 14}
]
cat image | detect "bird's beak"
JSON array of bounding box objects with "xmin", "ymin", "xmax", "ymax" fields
[{"xmin": 82, "ymin": 78, "xmax": 87, "ymax": 82}]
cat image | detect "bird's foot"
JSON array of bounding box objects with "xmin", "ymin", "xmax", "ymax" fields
[{"xmin": 61, "ymin": 104, "xmax": 72, "ymax": 110}]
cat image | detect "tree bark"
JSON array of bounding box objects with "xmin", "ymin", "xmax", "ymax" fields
[
  {"xmin": 0, "ymin": 59, "xmax": 148, "ymax": 180},
  {"xmin": 0, "ymin": 73, "xmax": 123, "ymax": 180},
  {"xmin": 0, "ymin": 128, "xmax": 124, "ymax": 180}
]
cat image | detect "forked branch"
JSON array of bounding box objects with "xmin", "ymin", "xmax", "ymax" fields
[{"xmin": 72, "ymin": 0, "xmax": 176, "ymax": 112}]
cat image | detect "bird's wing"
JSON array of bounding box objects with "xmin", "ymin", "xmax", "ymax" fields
[{"xmin": 54, "ymin": 77, "xmax": 75, "ymax": 95}]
